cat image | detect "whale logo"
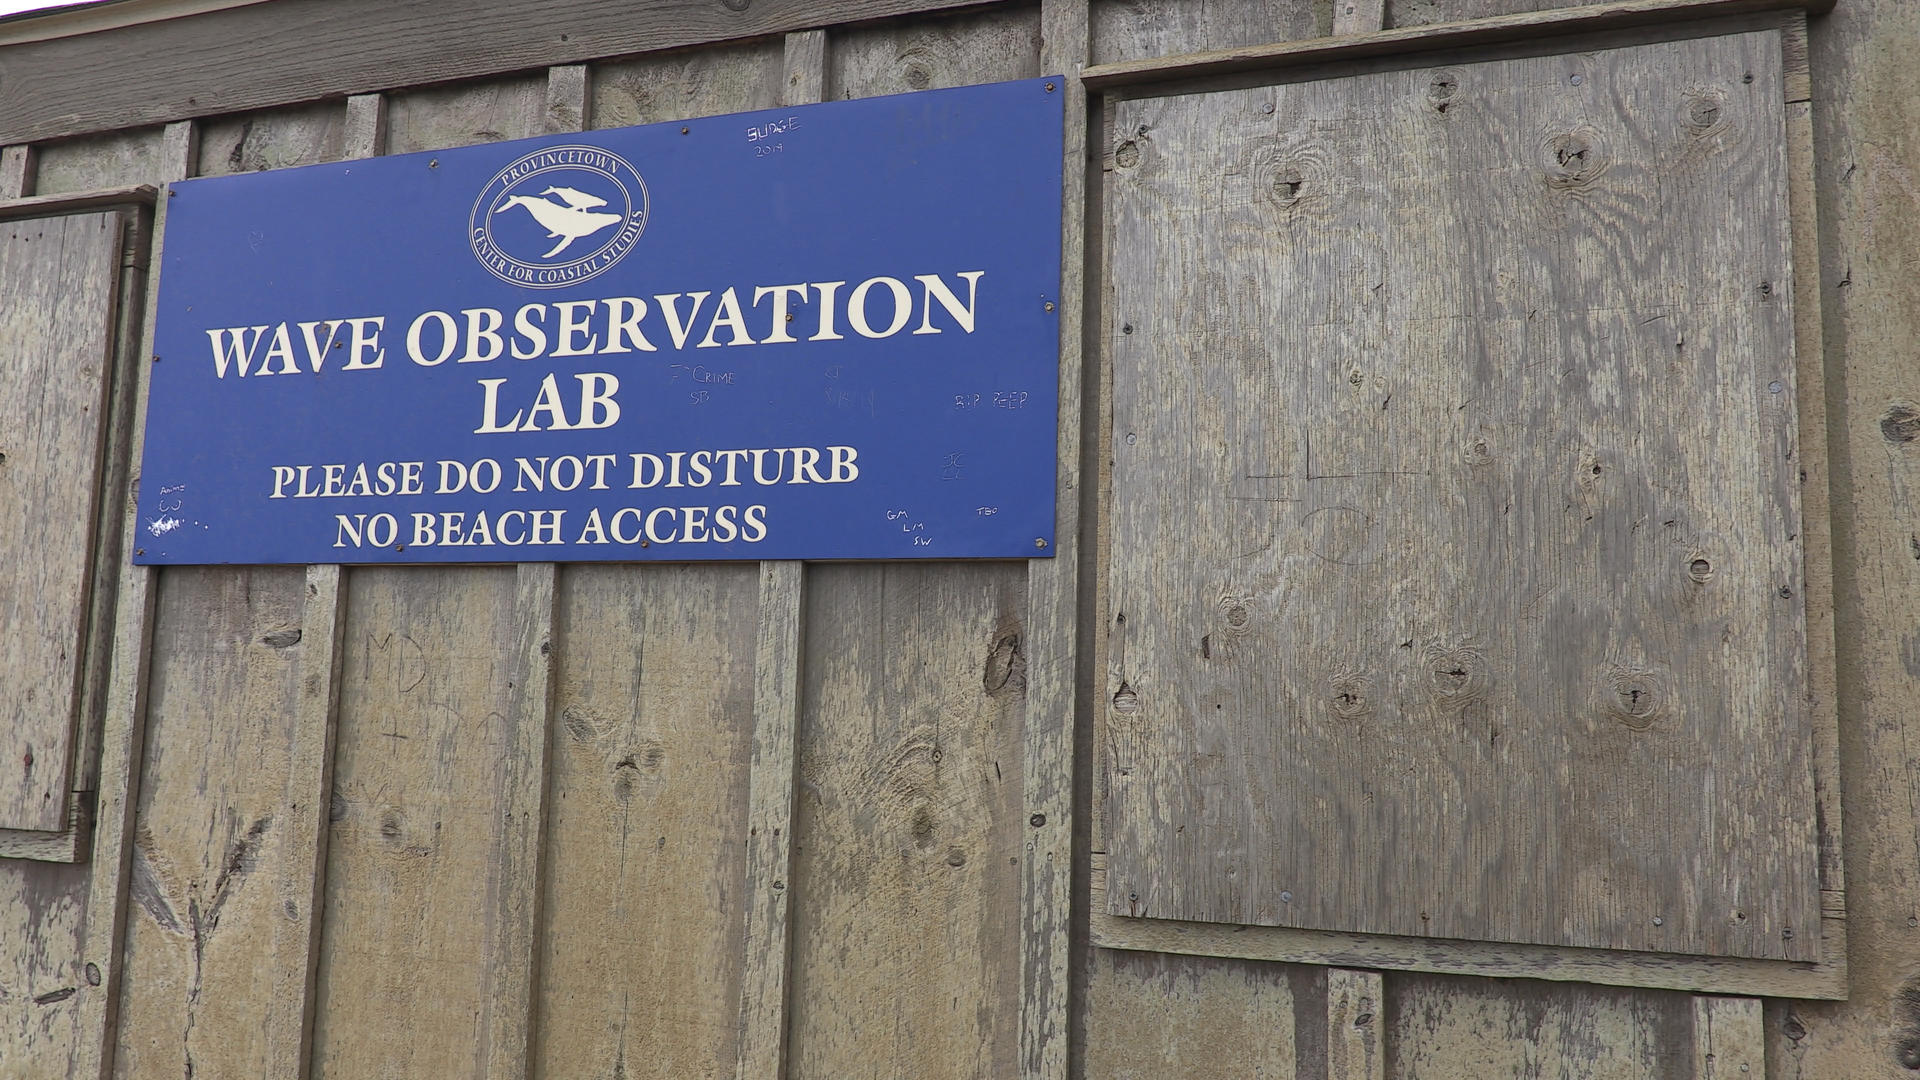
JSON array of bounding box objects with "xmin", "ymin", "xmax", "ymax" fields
[{"xmin": 469, "ymin": 145, "xmax": 648, "ymax": 288}]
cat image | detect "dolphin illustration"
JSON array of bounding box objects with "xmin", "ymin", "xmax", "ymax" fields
[{"xmin": 495, "ymin": 191, "xmax": 622, "ymax": 258}]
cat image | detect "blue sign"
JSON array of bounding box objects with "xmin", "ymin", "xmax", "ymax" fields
[{"xmin": 133, "ymin": 78, "xmax": 1063, "ymax": 564}]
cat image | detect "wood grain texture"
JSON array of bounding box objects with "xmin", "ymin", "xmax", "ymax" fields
[
  {"xmin": 384, "ymin": 75, "xmax": 545, "ymax": 155},
  {"xmin": 0, "ymin": 859, "xmax": 94, "ymax": 1076},
  {"xmin": 1089, "ymin": 0, "xmax": 1319, "ymax": 66},
  {"xmin": 785, "ymin": 563, "xmax": 1028, "ymax": 1080},
  {"xmin": 32, "ymin": 129, "xmax": 165, "ymax": 197},
  {"xmin": 195, "ymin": 102, "xmax": 344, "ymax": 177},
  {"xmin": 0, "ymin": 144, "xmax": 32, "ymax": 198},
  {"xmin": 1027, "ymin": 5, "xmax": 1087, "ymax": 1080},
  {"xmin": 1386, "ymin": 972, "xmax": 1695, "ymax": 1078},
  {"xmin": 589, "ymin": 39, "xmax": 783, "ymax": 131},
  {"xmin": 1080, "ymin": 0, "xmax": 1831, "ymax": 89},
  {"xmin": 1082, "ymin": 948, "xmax": 1316, "ymax": 1079},
  {"xmin": 0, "ymin": 0, "xmax": 1005, "ymax": 145},
  {"xmin": 738, "ymin": 560, "xmax": 806, "ymax": 1080},
  {"xmin": 1766, "ymin": 0, "xmax": 1920, "ymax": 1072},
  {"xmin": 534, "ymin": 564, "xmax": 759, "ymax": 1080},
  {"xmin": 827, "ymin": 4, "xmax": 1043, "ymax": 98},
  {"xmin": 1102, "ymin": 30, "xmax": 1819, "ymax": 961},
  {"xmin": 1335, "ymin": 0, "xmax": 1390, "ymax": 34},
  {"xmin": 110, "ymin": 567, "xmax": 308, "ymax": 1080},
  {"xmin": 308, "ymin": 567, "xmax": 519, "ymax": 1080},
  {"xmin": 480, "ymin": 562, "xmax": 556, "ymax": 1080},
  {"xmin": 1692, "ymin": 994, "xmax": 1764, "ymax": 1078},
  {"xmin": 0, "ymin": 208, "xmax": 121, "ymax": 832},
  {"xmin": 1389, "ymin": 0, "xmax": 1607, "ymax": 27},
  {"xmin": 74, "ymin": 117, "xmax": 197, "ymax": 1080},
  {"xmin": 1326, "ymin": 969, "xmax": 1383, "ymax": 1080},
  {"xmin": 1091, "ymin": 853, "xmax": 1843, "ymax": 998}
]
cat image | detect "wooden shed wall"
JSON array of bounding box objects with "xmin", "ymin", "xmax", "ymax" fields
[{"xmin": 1, "ymin": 0, "xmax": 1917, "ymax": 1077}]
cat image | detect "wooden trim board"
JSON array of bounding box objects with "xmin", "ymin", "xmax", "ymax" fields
[
  {"xmin": 1080, "ymin": 0, "xmax": 1831, "ymax": 90},
  {"xmin": 0, "ymin": 0, "xmax": 1008, "ymax": 146}
]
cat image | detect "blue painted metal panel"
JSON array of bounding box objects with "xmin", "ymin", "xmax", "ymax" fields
[{"xmin": 133, "ymin": 77, "xmax": 1063, "ymax": 564}]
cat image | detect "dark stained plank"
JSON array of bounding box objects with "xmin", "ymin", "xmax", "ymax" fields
[
  {"xmin": 0, "ymin": 0, "xmax": 1007, "ymax": 146},
  {"xmin": 1101, "ymin": 30, "xmax": 1820, "ymax": 960}
]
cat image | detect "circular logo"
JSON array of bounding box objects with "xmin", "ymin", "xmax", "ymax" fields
[{"xmin": 469, "ymin": 144, "xmax": 648, "ymax": 289}]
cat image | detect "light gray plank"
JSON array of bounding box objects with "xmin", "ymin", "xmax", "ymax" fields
[
  {"xmin": 828, "ymin": 5, "xmax": 1043, "ymax": 98},
  {"xmin": 0, "ymin": 209, "xmax": 122, "ymax": 832},
  {"xmin": 32, "ymin": 128, "xmax": 164, "ymax": 195},
  {"xmin": 1090, "ymin": 0, "xmax": 1319, "ymax": 66},
  {"xmin": 1083, "ymin": 950, "xmax": 1315, "ymax": 1078},
  {"xmin": 1387, "ymin": 971, "xmax": 1697, "ymax": 1078},
  {"xmin": 195, "ymin": 102, "xmax": 344, "ymax": 177},
  {"xmin": 1326, "ymin": 969, "xmax": 1382, "ymax": 1080},
  {"xmin": 1335, "ymin": 0, "xmax": 1389, "ymax": 33},
  {"xmin": 384, "ymin": 75, "xmax": 545, "ymax": 155},
  {"xmin": 1692, "ymin": 994, "xmax": 1764, "ymax": 1078},
  {"xmin": 1101, "ymin": 32, "xmax": 1818, "ymax": 961},
  {"xmin": 0, "ymin": 0, "xmax": 1004, "ymax": 145},
  {"xmin": 590, "ymin": 39, "xmax": 784, "ymax": 131},
  {"xmin": 1025, "ymin": 6, "xmax": 1087, "ymax": 1080},
  {"xmin": 0, "ymin": 145, "xmax": 33, "ymax": 198}
]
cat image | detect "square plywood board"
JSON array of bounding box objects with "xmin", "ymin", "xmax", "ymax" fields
[{"xmin": 1102, "ymin": 29, "xmax": 1820, "ymax": 961}]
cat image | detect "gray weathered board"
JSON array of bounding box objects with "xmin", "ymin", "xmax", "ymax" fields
[
  {"xmin": 1102, "ymin": 29, "xmax": 1820, "ymax": 962},
  {"xmin": 0, "ymin": 210, "xmax": 122, "ymax": 833}
]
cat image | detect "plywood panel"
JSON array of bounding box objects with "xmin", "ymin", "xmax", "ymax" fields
[
  {"xmin": 1090, "ymin": 0, "xmax": 1318, "ymax": 65},
  {"xmin": 590, "ymin": 40, "xmax": 784, "ymax": 130},
  {"xmin": 531, "ymin": 564, "xmax": 759, "ymax": 1080},
  {"xmin": 786, "ymin": 562, "xmax": 1028, "ymax": 1080},
  {"xmin": 0, "ymin": 209, "xmax": 122, "ymax": 831},
  {"xmin": 1385, "ymin": 973, "xmax": 1693, "ymax": 1079},
  {"xmin": 1102, "ymin": 31, "xmax": 1818, "ymax": 960},
  {"xmin": 308, "ymin": 567, "xmax": 518, "ymax": 1080},
  {"xmin": 111, "ymin": 567, "xmax": 305, "ymax": 1079},
  {"xmin": 1082, "ymin": 949, "xmax": 1314, "ymax": 1079}
]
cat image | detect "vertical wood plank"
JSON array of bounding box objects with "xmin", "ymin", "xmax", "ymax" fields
[
  {"xmin": 1333, "ymin": 0, "xmax": 1388, "ymax": 34},
  {"xmin": 1031, "ymin": 6, "xmax": 1087, "ymax": 1080},
  {"xmin": 0, "ymin": 145, "xmax": 33, "ymax": 198},
  {"xmin": 33, "ymin": 127, "xmax": 164, "ymax": 195},
  {"xmin": 1325, "ymin": 969, "xmax": 1383, "ymax": 1080},
  {"xmin": 1386, "ymin": 973, "xmax": 1694, "ymax": 1079},
  {"xmin": 734, "ymin": 34, "xmax": 823, "ymax": 1080},
  {"xmin": 1691, "ymin": 995, "xmax": 1763, "ymax": 1078},
  {"xmin": 1082, "ymin": 950, "xmax": 1310, "ymax": 1079},
  {"xmin": 75, "ymin": 116, "xmax": 197, "ymax": 1080},
  {"xmin": 1088, "ymin": 0, "xmax": 1318, "ymax": 67},
  {"xmin": 481, "ymin": 562, "xmax": 556, "ymax": 1080},
  {"xmin": 737, "ymin": 560, "xmax": 807, "ymax": 1080}
]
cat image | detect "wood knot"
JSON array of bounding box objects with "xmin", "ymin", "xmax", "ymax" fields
[
  {"xmin": 1681, "ymin": 88, "xmax": 1727, "ymax": 135},
  {"xmin": 1688, "ymin": 556, "xmax": 1714, "ymax": 583},
  {"xmin": 1882, "ymin": 403, "xmax": 1920, "ymax": 444},
  {"xmin": 1329, "ymin": 670, "xmax": 1373, "ymax": 721},
  {"xmin": 1111, "ymin": 682, "xmax": 1141, "ymax": 715},
  {"xmin": 1217, "ymin": 595, "xmax": 1254, "ymax": 633},
  {"xmin": 1113, "ymin": 140, "xmax": 1140, "ymax": 169},
  {"xmin": 1427, "ymin": 71, "xmax": 1459, "ymax": 114},
  {"xmin": 1601, "ymin": 665, "xmax": 1667, "ymax": 730},
  {"xmin": 1541, "ymin": 127, "xmax": 1608, "ymax": 190},
  {"xmin": 1421, "ymin": 643, "xmax": 1488, "ymax": 709},
  {"xmin": 1462, "ymin": 436, "xmax": 1493, "ymax": 466},
  {"xmin": 261, "ymin": 628, "xmax": 302, "ymax": 648}
]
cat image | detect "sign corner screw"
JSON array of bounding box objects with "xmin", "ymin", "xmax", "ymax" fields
[
  {"xmin": 1044, "ymin": 301, "xmax": 1055, "ymax": 312},
  {"xmin": 428, "ymin": 159, "xmax": 438, "ymax": 169},
  {"xmin": 1034, "ymin": 537, "xmax": 1048, "ymax": 549},
  {"xmin": 1045, "ymin": 82, "xmax": 1056, "ymax": 92}
]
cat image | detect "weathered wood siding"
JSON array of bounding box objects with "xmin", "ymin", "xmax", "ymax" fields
[{"xmin": 7, "ymin": 0, "xmax": 1920, "ymax": 1076}]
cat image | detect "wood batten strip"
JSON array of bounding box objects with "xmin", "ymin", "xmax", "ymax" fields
[
  {"xmin": 1080, "ymin": 0, "xmax": 1831, "ymax": 90},
  {"xmin": 483, "ymin": 561, "xmax": 558, "ymax": 1080},
  {"xmin": 0, "ymin": 145, "xmax": 32, "ymax": 198},
  {"xmin": 74, "ymin": 117, "xmax": 197, "ymax": 1080},
  {"xmin": 255, "ymin": 91, "xmax": 385, "ymax": 1080},
  {"xmin": 1692, "ymin": 995, "xmax": 1765, "ymax": 1077},
  {"xmin": 1780, "ymin": 8, "xmax": 1847, "ymax": 988},
  {"xmin": 1027, "ymin": 5, "xmax": 1087, "ymax": 1080},
  {"xmin": 0, "ymin": 185, "xmax": 157, "ymax": 220},
  {"xmin": 1332, "ymin": 0, "xmax": 1387, "ymax": 36},
  {"xmin": 263, "ymin": 565, "xmax": 348, "ymax": 1079},
  {"xmin": 474, "ymin": 70, "xmax": 581, "ymax": 1080},
  {"xmin": 738, "ymin": 559, "xmax": 807, "ymax": 1080},
  {"xmin": 734, "ymin": 36, "xmax": 822, "ymax": 1080},
  {"xmin": 1326, "ymin": 969, "xmax": 1384, "ymax": 1080}
]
